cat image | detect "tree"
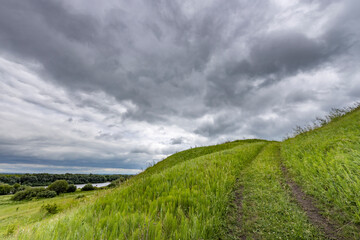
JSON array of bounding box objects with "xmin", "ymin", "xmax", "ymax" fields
[
  {"xmin": 48, "ymin": 180, "xmax": 69, "ymax": 195},
  {"xmin": 20, "ymin": 174, "xmax": 38, "ymax": 185}
]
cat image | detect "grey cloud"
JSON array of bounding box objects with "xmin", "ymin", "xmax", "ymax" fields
[
  {"xmin": 0, "ymin": 0, "xmax": 360, "ymax": 173},
  {"xmin": 204, "ymin": 26, "xmax": 350, "ymax": 108},
  {"xmin": 244, "ymin": 31, "xmax": 328, "ymax": 77},
  {"xmin": 285, "ymin": 89, "xmax": 318, "ymax": 104},
  {"xmin": 0, "ymin": 1, "xmax": 94, "ymax": 83},
  {"xmin": 0, "ymin": 0, "xmax": 273, "ymax": 119},
  {"xmin": 170, "ymin": 137, "xmax": 184, "ymax": 145},
  {"xmin": 0, "ymin": 0, "xmax": 356, "ymax": 115},
  {"xmin": 95, "ymin": 132, "xmax": 122, "ymax": 141},
  {"xmin": 194, "ymin": 113, "xmax": 240, "ymax": 137}
]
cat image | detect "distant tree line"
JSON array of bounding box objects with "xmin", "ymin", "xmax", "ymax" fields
[
  {"xmin": 0, "ymin": 173, "xmax": 131, "ymax": 186},
  {"xmin": 1, "ymin": 175, "xmax": 129, "ymax": 199}
]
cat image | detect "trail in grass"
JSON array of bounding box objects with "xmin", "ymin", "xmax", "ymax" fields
[
  {"xmin": 281, "ymin": 163, "xmax": 342, "ymax": 240},
  {"xmin": 235, "ymin": 143, "xmax": 324, "ymax": 239},
  {"xmin": 224, "ymin": 145, "xmax": 270, "ymax": 240}
]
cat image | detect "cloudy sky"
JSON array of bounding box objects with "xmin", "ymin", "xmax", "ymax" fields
[{"xmin": 0, "ymin": 0, "xmax": 359, "ymax": 174}]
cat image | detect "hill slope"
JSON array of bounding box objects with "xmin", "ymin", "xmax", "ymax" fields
[
  {"xmin": 281, "ymin": 106, "xmax": 360, "ymax": 238},
  {"xmin": 6, "ymin": 106, "xmax": 360, "ymax": 239}
]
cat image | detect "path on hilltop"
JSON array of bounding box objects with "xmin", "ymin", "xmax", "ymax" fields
[{"xmin": 226, "ymin": 143, "xmax": 343, "ymax": 240}]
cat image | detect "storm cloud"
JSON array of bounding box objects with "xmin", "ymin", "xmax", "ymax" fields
[{"xmin": 0, "ymin": 0, "xmax": 359, "ymax": 173}]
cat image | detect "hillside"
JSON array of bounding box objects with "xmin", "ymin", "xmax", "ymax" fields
[{"xmin": 4, "ymin": 106, "xmax": 360, "ymax": 239}]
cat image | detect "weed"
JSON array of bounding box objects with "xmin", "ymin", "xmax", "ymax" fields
[
  {"xmin": 75, "ymin": 194, "xmax": 85, "ymax": 199},
  {"xmin": 6, "ymin": 224, "xmax": 17, "ymax": 236},
  {"xmin": 41, "ymin": 203, "xmax": 58, "ymax": 214}
]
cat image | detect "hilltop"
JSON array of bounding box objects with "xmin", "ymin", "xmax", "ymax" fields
[{"xmin": 2, "ymin": 105, "xmax": 360, "ymax": 239}]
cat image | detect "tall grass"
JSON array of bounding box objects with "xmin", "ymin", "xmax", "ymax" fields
[
  {"xmin": 14, "ymin": 141, "xmax": 267, "ymax": 239},
  {"xmin": 0, "ymin": 190, "xmax": 98, "ymax": 238},
  {"xmin": 281, "ymin": 106, "xmax": 360, "ymax": 238},
  {"xmin": 138, "ymin": 139, "xmax": 264, "ymax": 178},
  {"xmin": 287, "ymin": 102, "xmax": 360, "ymax": 139}
]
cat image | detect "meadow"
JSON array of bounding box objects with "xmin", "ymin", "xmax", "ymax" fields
[
  {"xmin": 1, "ymin": 105, "xmax": 359, "ymax": 239},
  {"xmin": 0, "ymin": 190, "xmax": 101, "ymax": 238}
]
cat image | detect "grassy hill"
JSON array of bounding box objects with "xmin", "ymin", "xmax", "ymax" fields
[{"xmin": 3, "ymin": 105, "xmax": 360, "ymax": 239}]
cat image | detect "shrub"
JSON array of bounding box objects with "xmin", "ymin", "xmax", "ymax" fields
[
  {"xmin": 6, "ymin": 224, "xmax": 17, "ymax": 236},
  {"xmin": 12, "ymin": 183, "xmax": 21, "ymax": 194},
  {"xmin": 48, "ymin": 180, "xmax": 68, "ymax": 195},
  {"xmin": 12, "ymin": 187, "xmax": 45, "ymax": 201},
  {"xmin": 13, "ymin": 185, "xmax": 28, "ymax": 194},
  {"xmin": 67, "ymin": 184, "xmax": 77, "ymax": 193},
  {"xmin": 107, "ymin": 182, "xmax": 117, "ymax": 188},
  {"xmin": 81, "ymin": 183, "xmax": 94, "ymax": 191},
  {"xmin": 75, "ymin": 194, "xmax": 85, "ymax": 199},
  {"xmin": 0, "ymin": 183, "xmax": 13, "ymax": 195},
  {"xmin": 108, "ymin": 177, "xmax": 126, "ymax": 188},
  {"xmin": 12, "ymin": 191, "xmax": 27, "ymax": 201},
  {"xmin": 41, "ymin": 203, "xmax": 58, "ymax": 214},
  {"xmin": 36, "ymin": 190, "xmax": 57, "ymax": 199}
]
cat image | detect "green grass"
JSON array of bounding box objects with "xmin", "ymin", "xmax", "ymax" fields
[
  {"xmin": 12, "ymin": 141, "xmax": 267, "ymax": 239},
  {"xmin": 137, "ymin": 139, "xmax": 264, "ymax": 178},
  {"xmin": 0, "ymin": 190, "xmax": 101, "ymax": 238},
  {"xmin": 281, "ymin": 106, "xmax": 360, "ymax": 238}
]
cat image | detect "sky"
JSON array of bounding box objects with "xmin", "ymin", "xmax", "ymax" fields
[{"xmin": 0, "ymin": 0, "xmax": 359, "ymax": 174}]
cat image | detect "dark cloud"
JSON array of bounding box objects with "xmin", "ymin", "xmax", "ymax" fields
[
  {"xmin": 0, "ymin": 0, "xmax": 273, "ymax": 117},
  {"xmin": 0, "ymin": 0, "xmax": 359, "ymax": 173},
  {"xmin": 204, "ymin": 25, "xmax": 353, "ymax": 108},
  {"xmin": 244, "ymin": 31, "xmax": 328, "ymax": 76}
]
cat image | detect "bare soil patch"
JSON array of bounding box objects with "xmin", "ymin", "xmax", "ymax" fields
[{"xmin": 281, "ymin": 164, "xmax": 343, "ymax": 240}]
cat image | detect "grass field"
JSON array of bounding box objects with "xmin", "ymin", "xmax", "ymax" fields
[
  {"xmin": 1, "ymin": 106, "xmax": 360, "ymax": 239},
  {"xmin": 0, "ymin": 190, "xmax": 102, "ymax": 238}
]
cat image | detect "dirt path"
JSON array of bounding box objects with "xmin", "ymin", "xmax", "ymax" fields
[
  {"xmin": 233, "ymin": 184, "xmax": 246, "ymax": 240},
  {"xmin": 280, "ymin": 163, "xmax": 342, "ymax": 240}
]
